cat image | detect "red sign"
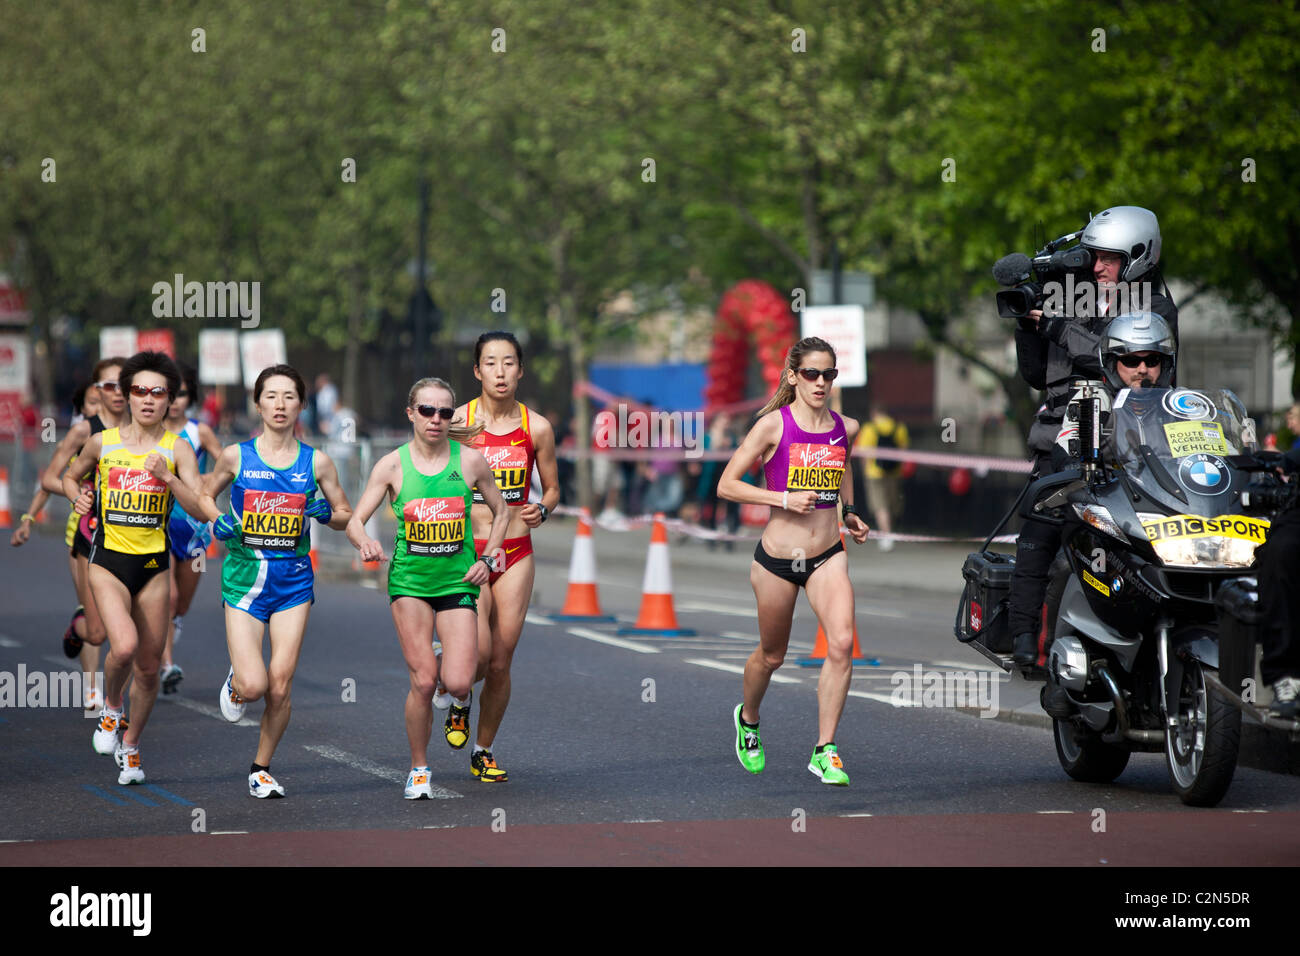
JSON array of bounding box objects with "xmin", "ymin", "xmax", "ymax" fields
[
  {"xmin": 0, "ymin": 277, "xmax": 29, "ymax": 325},
  {"xmin": 136, "ymin": 329, "xmax": 176, "ymax": 358}
]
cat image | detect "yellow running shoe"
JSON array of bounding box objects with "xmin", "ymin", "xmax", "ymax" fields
[{"xmin": 470, "ymin": 749, "xmax": 508, "ymax": 782}]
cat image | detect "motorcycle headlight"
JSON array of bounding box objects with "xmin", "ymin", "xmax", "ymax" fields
[
  {"xmin": 1149, "ymin": 536, "xmax": 1261, "ymax": 569},
  {"xmin": 1072, "ymin": 504, "xmax": 1129, "ymax": 543}
]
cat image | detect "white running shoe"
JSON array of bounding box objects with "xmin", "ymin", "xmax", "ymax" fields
[
  {"xmin": 404, "ymin": 767, "xmax": 434, "ymax": 800},
  {"xmin": 161, "ymin": 663, "xmax": 184, "ymax": 695},
  {"xmin": 878, "ymin": 536, "xmax": 895, "ymax": 553},
  {"xmin": 92, "ymin": 708, "xmax": 124, "ymax": 754},
  {"xmin": 84, "ymin": 686, "xmax": 103, "ymax": 711},
  {"xmin": 114, "ymin": 745, "xmax": 145, "ymax": 785},
  {"xmin": 219, "ymin": 667, "xmax": 246, "ymax": 723},
  {"xmin": 249, "ymin": 770, "xmax": 285, "ymax": 798},
  {"xmin": 431, "ymin": 642, "xmax": 453, "ymax": 709}
]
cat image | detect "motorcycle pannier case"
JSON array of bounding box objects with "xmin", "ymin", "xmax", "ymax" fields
[{"xmin": 956, "ymin": 551, "xmax": 1015, "ymax": 654}]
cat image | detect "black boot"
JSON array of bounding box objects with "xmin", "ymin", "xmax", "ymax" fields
[
  {"xmin": 1041, "ymin": 680, "xmax": 1073, "ymax": 718},
  {"xmin": 1012, "ymin": 632, "xmax": 1038, "ymax": 668}
]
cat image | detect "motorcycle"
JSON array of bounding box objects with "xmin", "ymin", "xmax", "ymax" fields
[{"xmin": 956, "ymin": 385, "xmax": 1295, "ymax": 807}]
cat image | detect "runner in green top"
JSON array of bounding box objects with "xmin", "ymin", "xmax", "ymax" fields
[{"xmin": 347, "ymin": 377, "xmax": 509, "ymax": 799}]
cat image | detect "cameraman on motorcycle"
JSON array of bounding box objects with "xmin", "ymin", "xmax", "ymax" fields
[{"xmin": 1009, "ymin": 206, "xmax": 1179, "ymax": 672}]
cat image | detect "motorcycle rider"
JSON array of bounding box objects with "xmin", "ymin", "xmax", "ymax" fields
[
  {"xmin": 1009, "ymin": 206, "xmax": 1178, "ymax": 671},
  {"xmin": 1032, "ymin": 311, "xmax": 1177, "ymax": 716}
]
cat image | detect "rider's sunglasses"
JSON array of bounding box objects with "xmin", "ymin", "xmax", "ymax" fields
[
  {"xmin": 415, "ymin": 405, "xmax": 455, "ymax": 421},
  {"xmin": 129, "ymin": 385, "xmax": 170, "ymax": 398},
  {"xmin": 796, "ymin": 367, "xmax": 839, "ymax": 383},
  {"xmin": 1117, "ymin": 353, "xmax": 1162, "ymax": 369}
]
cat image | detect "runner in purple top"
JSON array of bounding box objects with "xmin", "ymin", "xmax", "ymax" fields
[{"xmin": 718, "ymin": 337, "xmax": 870, "ymax": 786}]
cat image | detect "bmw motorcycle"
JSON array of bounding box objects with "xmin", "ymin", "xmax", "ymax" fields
[{"xmin": 957, "ymin": 385, "xmax": 1286, "ymax": 807}]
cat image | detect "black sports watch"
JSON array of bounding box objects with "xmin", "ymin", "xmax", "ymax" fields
[
  {"xmin": 840, "ymin": 501, "xmax": 863, "ymax": 521},
  {"xmin": 538, "ymin": 503, "xmax": 550, "ymax": 523}
]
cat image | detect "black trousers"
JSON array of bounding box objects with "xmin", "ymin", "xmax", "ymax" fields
[
  {"xmin": 1256, "ymin": 507, "xmax": 1300, "ymax": 684},
  {"xmin": 1007, "ymin": 453, "xmax": 1059, "ymax": 638}
]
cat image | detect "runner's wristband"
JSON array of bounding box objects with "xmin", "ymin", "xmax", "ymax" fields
[
  {"xmin": 841, "ymin": 501, "xmax": 862, "ymax": 520},
  {"xmin": 20, "ymin": 513, "xmax": 34, "ymax": 523}
]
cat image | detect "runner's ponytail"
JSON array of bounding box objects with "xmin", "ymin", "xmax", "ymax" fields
[{"xmin": 407, "ymin": 377, "xmax": 485, "ymax": 442}]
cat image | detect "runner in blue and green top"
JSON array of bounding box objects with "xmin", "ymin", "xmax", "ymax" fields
[
  {"xmin": 348, "ymin": 376, "xmax": 509, "ymax": 799},
  {"xmin": 199, "ymin": 364, "xmax": 353, "ymax": 799}
]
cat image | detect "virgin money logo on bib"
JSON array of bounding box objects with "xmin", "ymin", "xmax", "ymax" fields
[
  {"xmin": 787, "ymin": 443, "xmax": 846, "ymax": 503},
  {"xmin": 479, "ymin": 444, "xmax": 529, "ymax": 502},
  {"xmin": 241, "ymin": 490, "xmax": 306, "ymax": 551},
  {"xmin": 404, "ymin": 497, "xmax": 465, "ymax": 555},
  {"xmin": 104, "ymin": 468, "xmax": 168, "ymax": 529}
]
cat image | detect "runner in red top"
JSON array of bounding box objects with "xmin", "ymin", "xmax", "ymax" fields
[{"xmin": 443, "ymin": 331, "xmax": 560, "ymax": 782}]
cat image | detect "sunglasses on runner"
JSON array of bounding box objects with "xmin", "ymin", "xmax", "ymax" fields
[
  {"xmin": 96, "ymin": 380, "xmax": 121, "ymax": 392},
  {"xmin": 415, "ymin": 405, "xmax": 455, "ymax": 420},
  {"xmin": 1117, "ymin": 353, "xmax": 1162, "ymax": 368},
  {"xmin": 128, "ymin": 385, "xmax": 170, "ymax": 398},
  {"xmin": 796, "ymin": 367, "xmax": 839, "ymax": 383}
]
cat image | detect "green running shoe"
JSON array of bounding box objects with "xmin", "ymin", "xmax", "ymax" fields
[
  {"xmin": 734, "ymin": 704, "xmax": 764, "ymax": 774},
  {"xmin": 808, "ymin": 744, "xmax": 849, "ymax": 786}
]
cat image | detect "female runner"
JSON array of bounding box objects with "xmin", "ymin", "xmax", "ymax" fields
[
  {"xmin": 441, "ymin": 332, "xmax": 559, "ymax": 782},
  {"xmin": 158, "ymin": 362, "xmax": 223, "ymax": 694},
  {"xmin": 347, "ymin": 377, "xmax": 508, "ymax": 799},
  {"xmin": 62, "ymin": 352, "xmax": 208, "ymax": 785},
  {"xmin": 717, "ymin": 337, "xmax": 870, "ymax": 786},
  {"xmin": 199, "ymin": 364, "xmax": 353, "ymax": 797}
]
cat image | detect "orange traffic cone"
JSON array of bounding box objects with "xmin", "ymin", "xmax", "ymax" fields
[
  {"xmin": 618, "ymin": 513, "xmax": 695, "ymax": 636},
  {"xmin": 0, "ymin": 467, "xmax": 12, "ymax": 528},
  {"xmin": 552, "ymin": 508, "xmax": 615, "ymax": 621},
  {"xmin": 797, "ymin": 534, "xmax": 877, "ymax": 666},
  {"xmin": 308, "ymin": 520, "xmax": 321, "ymax": 571},
  {"xmin": 206, "ymin": 535, "xmax": 220, "ymax": 560}
]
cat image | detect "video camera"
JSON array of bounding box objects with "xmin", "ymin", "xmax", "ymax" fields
[{"xmin": 992, "ymin": 229, "xmax": 1094, "ymax": 325}]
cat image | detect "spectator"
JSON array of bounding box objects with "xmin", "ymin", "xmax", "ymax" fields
[
  {"xmin": 314, "ymin": 372, "xmax": 339, "ymax": 437},
  {"xmin": 1285, "ymin": 403, "xmax": 1300, "ymax": 451},
  {"xmin": 696, "ymin": 412, "xmax": 739, "ymax": 550},
  {"xmin": 855, "ymin": 400, "xmax": 909, "ymax": 551}
]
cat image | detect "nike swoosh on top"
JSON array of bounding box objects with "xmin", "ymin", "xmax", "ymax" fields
[
  {"xmin": 830, "ymin": 436, "xmax": 844, "ymax": 444},
  {"xmin": 511, "ymin": 438, "xmax": 527, "ymax": 445}
]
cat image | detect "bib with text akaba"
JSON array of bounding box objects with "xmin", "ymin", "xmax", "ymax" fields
[
  {"xmin": 404, "ymin": 497, "xmax": 466, "ymax": 555},
  {"xmin": 787, "ymin": 443, "xmax": 847, "ymax": 505},
  {"xmin": 241, "ymin": 490, "xmax": 306, "ymax": 552},
  {"xmin": 103, "ymin": 467, "xmax": 168, "ymax": 530},
  {"xmin": 472, "ymin": 444, "xmax": 530, "ymax": 504}
]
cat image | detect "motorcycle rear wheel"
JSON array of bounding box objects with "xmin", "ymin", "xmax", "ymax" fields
[
  {"xmin": 1166, "ymin": 661, "xmax": 1240, "ymax": 807},
  {"xmin": 1053, "ymin": 717, "xmax": 1130, "ymax": 782}
]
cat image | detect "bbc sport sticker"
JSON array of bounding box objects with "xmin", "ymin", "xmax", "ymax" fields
[{"xmin": 1164, "ymin": 421, "xmax": 1229, "ymax": 458}]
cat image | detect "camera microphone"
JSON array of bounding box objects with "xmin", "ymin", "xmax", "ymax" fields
[{"xmin": 992, "ymin": 253, "xmax": 1033, "ymax": 287}]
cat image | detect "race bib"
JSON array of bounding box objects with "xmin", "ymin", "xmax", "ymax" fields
[
  {"xmin": 473, "ymin": 443, "xmax": 530, "ymax": 503},
  {"xmin": 786, "ymin": 443, "xmax": 846, "ymax": 504},
  {"xmin": 240, "ymin": 490, "xmax": 306, "ymax": 552},
  {"xmin": 1163, "ymin": 421, "xmax": 1230, "ymax": 458},
  {"xmin": 404, "ymin": 497, "xmax": 466, "ymax": 555},
  {"xmin": 103, "ymin": 467, "xmax": 168, "ymax": 530}
]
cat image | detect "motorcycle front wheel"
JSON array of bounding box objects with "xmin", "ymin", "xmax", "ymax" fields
[
  {"xmin": 1053, "ymin": 717, "xmax": 1130, "ymax": 783},
  {"xmin": 1165, "ymin": 660, "xmax": 1241, "ymax": 807}
]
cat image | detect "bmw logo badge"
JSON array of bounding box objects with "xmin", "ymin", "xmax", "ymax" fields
[{"xmin": 1178, "ymin": 453, "xmax": 1230, "ymax": 496}]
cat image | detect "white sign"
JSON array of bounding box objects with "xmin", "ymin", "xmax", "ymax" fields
[
  {"xmin": 240, "ymin": 329, "xmax": 287, "ymax": 389},
  {"xmin": 0, "ymin": 333, "xmax": 30, "ymax": 392},
  {"xmin": 802, "ymin": 305, "xmax": 867, "ymax": 388},
  {"xmin": 99, "ymin": 327, "xmax": 138, "ymax": 360},
  {"xmin": 199, "ymin": 329, "xmax": 242, "ymax": 385}
]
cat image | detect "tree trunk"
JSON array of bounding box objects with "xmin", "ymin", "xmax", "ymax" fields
[{"xmin": 342, "ymin": 265, "xmax": 363, "ymax": 414}]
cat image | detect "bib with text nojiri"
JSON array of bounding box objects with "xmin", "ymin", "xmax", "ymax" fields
[
  {"xmin": 94, "ymin": 427, "xmax": 178, "ymax": 555},
  {"xmin": 467, "ymin": 399, "xmax": 535, "ymax": 505},
  {"xmin": 764, "ymin": 405, "xmax": 848, "ymax": 509},
  {"xmin": 402, "ymin": 496, "xmax": 466, "ymax": 556}
]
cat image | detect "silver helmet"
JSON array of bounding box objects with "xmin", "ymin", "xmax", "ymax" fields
[
  {"xmin": 1082, "ymin": 206, "xmax": 1162, "ymax": 281},
  {"xmin": 1099, "ymin": 311, "xmax": 1176, "ymax": 391}
]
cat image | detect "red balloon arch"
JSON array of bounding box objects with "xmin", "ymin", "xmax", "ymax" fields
[{"xmin": 703, "ymin": 280, "xmax": 799, "ymax": 410}]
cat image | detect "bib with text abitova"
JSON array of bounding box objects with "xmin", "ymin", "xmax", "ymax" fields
[{"xmin": 402, "ymin": 495, "xmax": 466, "ymax": 555}]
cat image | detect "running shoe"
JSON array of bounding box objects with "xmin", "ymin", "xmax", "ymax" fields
[
  {"xmin": 62, "ymin": 607, "xmax": 85, "ymax": 658},
  {"xmin": 248, "ymin": 770, "xmax": 285, "ymax": 798},
  {"xmin": 1269, "ymin": 676, "xmax": 1300, "ymax": 720},
  {"xmin": 431, "ymin": 642, "xmax": 452, "ymax": 709},
  {"xmin": 470, "ymin": 750, "xmax": 508, "ymax": 782},
  {"xmin": 443, "ymin": 691, "xmax": 470, "ymax": 749},
  {"xmin": 404, "ymin": 767, "xmax": 434, "ymax": 800},
  {"xmin": 92, "ymin": 708, "xmax": 125, "ymax": 755},
  {"xmin": 161, "ymin": 663, "xmax": 184, "ymax": 695},
  {"xmin": 83, "ymin": 685, "xmax": 103, "ymax": 711},
  {"xmin": 114, "ymin": 745, "xmax": 145, "ymax": 785},
  {"xmin": 808, "ymin": 744, "xmax": 850, "ymax": 786},
  {"xmin": 733, "ymin": 704, "xmax": 764, "ymax": 774},
  {"xmin": 219, "ymin": 667, "xmax": 246, "ymax": 722}
]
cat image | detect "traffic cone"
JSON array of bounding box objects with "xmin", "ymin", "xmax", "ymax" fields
[
  {"xmin": 309, "ymin": 520, "xmax": 321, "ymax": 571},
  {"xmin": 552, "ymin": 508, "xmax": 615, "ymax": 621},
  {"xmin": 618, "ymin": 513, "xmax": 695, "ymax": 636},
  {"xmin": 797, "ymin": 534, "xmax": 877, "ymax": 666},
  {"xmin": 0, "ymin": 467, "xmax": 11, "ymax": 528},
  {"xmin": 207, "ymin": 537, "xmax": 219, "ymax": 560},
  {"xmin": 362, "ymin": 513, "xmax": 380, "ymax": 570}
]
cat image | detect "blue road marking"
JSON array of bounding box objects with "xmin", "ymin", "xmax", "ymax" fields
[
  {"xmin": 141, "ymin": 784, "xmax": 194, "ymax": 806},
  {"xmin": 115, "ymin": 788, "xmax": 160, "ymax": 807},
  {"xmin": 82, "ymin": 784, "xmax": 130, "ymax": 808}
]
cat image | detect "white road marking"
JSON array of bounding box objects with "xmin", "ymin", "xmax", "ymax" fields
[
  {"xmin": 677, "ymin": 601, "xmax": 758, "ymax": 617},
  {"xmin": 929, "ymin": 659, "xmax": 1002, "ymax": 672},
  {"xmin": 166, "ymin": 694, "xmax": 260, "ymax": 728},
  {"xmin": 304, "ymin": 744, "xmax": 461, "ymax": 798},
  {"xmin": 0, "ymin": 839, "xmax": 34, "ymax": 843},
  {"xmin": 623, "ymin": 819, "xmax": 664, "ymax": 823},
  {"xmin": 1036, "ymin": 810, "xmax": 1073, "ymax": 814},
  {"xmin": 359, "ymin": 579, "xmax": 379, "ymax": 589},
  {"xmin": 856, "ymin": 606, "xmax": 909, "ymax": 619},
  {"xmin": 210, "ymin": 831, "xmax": 249, "ymax": 835},
  {"xmin": 423, "ymin": 824, "xmax": 458, "ymax": 829},
  {"xmin": 1230, "ymin": 809, "xmax": 1269, "ymax": 814},
  {"xmin": 847, "ymin": 689, "xmax": 918, "ymax": 707},
  {"xmin": 685, "ymin": 658, "xmax": 800, "ymax": 684},
  {"xmin": 564, "ymin": 627, "xmax": 660, "ymax": 654},
  {"xmin": 0, "ymin": 636, "xmax": 21, "ymax": 648},
  {"xmin": 718, "ymin": 630, "xmax": 813, "ymax": 651},
  {"xmin": 839, "ymin": 813, "xmax": 873, "ymax": 818},
  {"xmin": 851, "ymin": 673, "xmax": 909, "ymax": 680},
  {"xmin": 524, "ymin": 612, "xmax": 554, "ymax": 626}
]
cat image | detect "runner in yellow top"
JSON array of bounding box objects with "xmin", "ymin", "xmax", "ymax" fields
[
  {"xmin": 854, "ymin": 401, "xmax": 909, "ymax": 552},
  {"xmin": 62, "ymin": 352, "xmax": 207, "ymax": 786}
]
